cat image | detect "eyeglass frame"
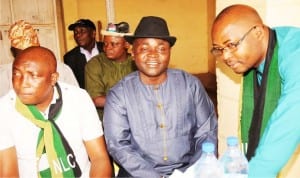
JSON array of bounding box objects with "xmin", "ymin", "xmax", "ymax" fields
[{"xmin": 210, "ymin": 26, "xmax": 257, "ymax": 57}]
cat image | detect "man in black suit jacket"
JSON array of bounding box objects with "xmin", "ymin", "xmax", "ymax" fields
[{"xmin": 64, "ymin": 19, "xmax": 103, "ymax": 88}]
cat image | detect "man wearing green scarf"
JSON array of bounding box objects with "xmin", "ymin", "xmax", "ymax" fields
[
  {"xmin": 0, "ymin": 46, "xmax": 112, "ymax": 177},
  {"xmin": 211, "ymin": 4, "xmax": 300, "ymax": 178}
]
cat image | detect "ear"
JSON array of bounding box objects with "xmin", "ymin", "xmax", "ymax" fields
[
  {"xmin": 124, "ymin": 41, "xmax": 131, "ymax": 49},
  {"xmin": 254, "ymin": 25, "xmax": 264, "ymax": 40},
  {"xmin": 125, "ymin": 41, "xmax": 133, "ymax": 54},
  {"xmin": 92, "ymin": 30, "xmax": 96, "ymax": 38},
  {"xmin": 51, "ymin": 72, "xmax": 59, "ymax": 86}
]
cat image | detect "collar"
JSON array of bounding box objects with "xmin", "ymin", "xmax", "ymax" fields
[
  {"xmin": 80, "ymin": 42, "xmax": 99, "ymax": 61},
  {"xmin": 257, "ymin": 60, "xmax": 265, "ymax": 75},
  {"xmin": 41, "ymin": 85, "xmax": 59, "ymax": 118}
]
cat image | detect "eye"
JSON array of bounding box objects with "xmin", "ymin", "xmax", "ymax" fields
[
  {"xmin": 211, "ymin": 47, "xmax": 224, "ymax": 54},
  {"xmin": 12, "ymin": 71, "xmax": 21, "ymax": 77},
  {"xmin": 27, "ymin": 71, "xmax": 40, "ymax": 79},
  {"xmin": 74, "ymin": 29, "xmax": 87, "ymax": 35},
  {"xmin": 139, "ymin": 45, "xmax": 148, "ymax": 52},
  {"xmin": 157, "ymin": 46, "xmax": 167, "ymax": 53},
  {"xmin": 226, "ymin": 42, "xmax": 238, "ymax": 50},
  {"xmin": 31, "ymin": 73, "xmax": 39, "ymax": 79},
  {"xmin": 103, "ymin": 42, "xmax": 109, "ymax": 47},
  {"xmin": 212, "ymin": 46, "xmax": 223, "ymax": 51},
  {"xmin": 111, "ymin": 42, "xmax": 120, "ymax": 47}
]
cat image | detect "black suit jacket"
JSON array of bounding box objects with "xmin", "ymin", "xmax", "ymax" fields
[{"xmin": 63, "ymin": 42, "xmax": 103, "ymax": 88}]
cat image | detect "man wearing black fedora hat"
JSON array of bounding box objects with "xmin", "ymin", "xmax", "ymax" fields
[
  {"xmin": 64, "ymin": 19, "xmax": 104, "ymax": 89},
  {"xmin": 103, "ymin": 16, "xmax": 217, "ymax": 177}
]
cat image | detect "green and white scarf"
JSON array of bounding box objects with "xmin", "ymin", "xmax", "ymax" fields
[
  {"xmin": 15, "ymin": 83, "xmax": 82, "ymax": 178},
  {"xmin": 241, "ymin": 29, "xmax": 281, "ymax": 160}
]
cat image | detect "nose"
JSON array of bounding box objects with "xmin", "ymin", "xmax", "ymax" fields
[
  {"xmin": 74, "ymin": 32, "xmax": 83, "ymax": 39},
  {"xmin": 20, "ymin": 75, "xmax": 31, "ymax": 88},
  {"xmin": 74, "ymin": 34, "xmax": 80, "ymax": 39},
  {"xmin": 221, "ymin": 49, "xmax": 232, "ymax": 63},
  {"xmin": 147, "ymin": 49, "xmax": 159, "ymax": 58},
  {"xmin": 105, "ymin": 43, "xmax": 113, "ymax": 50}
]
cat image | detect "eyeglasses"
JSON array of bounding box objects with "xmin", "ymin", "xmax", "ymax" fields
[{"xmin": 210, "ymin": 26, "xmax": 257, "ymax": 57}]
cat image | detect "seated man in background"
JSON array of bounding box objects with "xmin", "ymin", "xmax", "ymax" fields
[
  {"xmin": 64, "ymin": 19, "xmax": 103, "ymax": 89},
  {"xmin": 103, "ymin": 16, "xmax": 217, "ymax": 178},
  {"xmin": 0, "ymin": 20, "xmax": 78, "ymax": 97},
  {"xmin": 0, "ymin": 46, "xmax": 112, "ymax": 177},
  {"xmin": 85, "ymin": 21, "xmax": 136, "ymax": 121}
]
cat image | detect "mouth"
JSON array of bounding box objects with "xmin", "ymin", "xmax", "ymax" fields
[
  {"xmin": 76, "ymin": 39, "xmax": 84, "ymax": 45},
  {"xmin": 105, "ymin": 51, "xmax": 115, "ymax": 56},
  {"xmin": 226, "ymin": 61, "xmax": 238, "ymax": 69},
  {"xmin": 146, "ymin": 61, "xmax": 159, "ymax": 68},
  {"xmin": 18, "ymin": 92, "xmax": 33, "ymax": 98}
]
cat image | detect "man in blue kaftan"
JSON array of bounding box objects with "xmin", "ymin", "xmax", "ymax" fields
[{"xmin": 104, "ymin": 16, "xmax": 218, "ymax": 178}]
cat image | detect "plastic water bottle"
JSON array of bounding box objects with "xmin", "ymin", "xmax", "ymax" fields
[
  {"xmin": 220, "ymin": 136, "xmax": 248, "ymax": 178},
  {"xmin": 185, "ymin": 142, "xmax": 223, "ymax": 178}
]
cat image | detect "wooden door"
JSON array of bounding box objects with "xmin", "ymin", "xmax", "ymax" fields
[{"xmin": 0, "ymin": 0, "xmax": 60, "ymax": 64}]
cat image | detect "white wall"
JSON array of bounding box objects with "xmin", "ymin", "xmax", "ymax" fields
[{"xmin": 266, "ymin": 0, "xmax": 300, "ymax": 27}]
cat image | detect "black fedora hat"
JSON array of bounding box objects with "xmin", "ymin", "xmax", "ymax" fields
[{"xmin": 124, "ymin": 16, "xmax": 176, "ymax": 46}]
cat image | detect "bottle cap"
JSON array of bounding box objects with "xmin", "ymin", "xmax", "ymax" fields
[
  {"xmin": 227, "ymin": 136, "xmax": 238, "ymax": 146},
  {"xmin": 202, "ymin": 142, "xmax": 215, "ymax": 153}
]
